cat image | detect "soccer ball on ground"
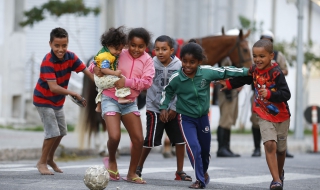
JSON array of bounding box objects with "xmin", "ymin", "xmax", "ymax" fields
[{"xmin": 83, "ymin": 165, "xmax": 109, "ymax": 190}]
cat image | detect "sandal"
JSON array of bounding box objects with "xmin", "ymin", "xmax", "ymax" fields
[
  {"xmin": 175, "ymin": 171, "xmax": 192, "ymax": 181},
  {"xmin": 280, "ymin": 170, "xmax": 284, "ymax": 187},
  {"xmin": 205, "ymin": 172, "xmax": 210, "ymax": 185},
  {"xmin": 68, "ymin": 95, "xmax": 85, "ymax": 107},
  {"xmin": 122, "ymin": 177, "xmax": 146, "ymax": 184},
  {"xmin": 102, "ymin": 157, "xmax": 120, "ymax": 181},
  {"xmin": 269, "ymin": 181, "xmax": 283, "ymax": 190},
  {"xmin": 189, "ymin": 180, "xmax": 204, "ymax": 189},
  {"xmin": 108, "ymin": 169, "xmax": 120, "ymax": 181},
  {"xmin": 136, "ymin": 166, "xmax": 143, "ymax": 177}
]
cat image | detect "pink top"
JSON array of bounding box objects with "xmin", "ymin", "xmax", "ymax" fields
[{"xmin": 89, "ymin": 49, "xmax": 155, "ymax": 102}]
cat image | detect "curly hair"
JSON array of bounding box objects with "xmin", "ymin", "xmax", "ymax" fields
[{"xmin": 100, "ymin": 26, "xmax": 127, "ymax": 48}]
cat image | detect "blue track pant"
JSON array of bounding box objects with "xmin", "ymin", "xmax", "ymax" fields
[{"xmin": 178, "ymin": 114, "xmax": 211, "ymax": 187}]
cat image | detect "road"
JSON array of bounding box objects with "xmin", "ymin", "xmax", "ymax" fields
[{"xmin": 0, "ymin": 152, "xmax": 319, "ymax": 190}]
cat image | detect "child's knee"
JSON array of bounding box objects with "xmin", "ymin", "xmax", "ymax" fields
[
  {"xmin": 263, "ymin": 140, "xmax": 276, "ymax": 152},
  {"xmin": 277, "ymin": 150, "xmax": 286, "ymax": 155},
  {"xmin": 277, "ymin": 135, "xmax": 287, "ymax": 152}
]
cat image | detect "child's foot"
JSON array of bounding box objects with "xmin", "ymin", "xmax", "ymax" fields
[
  {"xmin": 95, "ymin": 104, "xmax": 101, "ymax": 112},
  {"xmin": 36, "ymin": 163, "xmax": 54, "ymax": 175},
  {"xmin": 47, "ymin": 160, "xmax": 63, "ymax": 173},
  {"xmin": 103, "ymin": 157, "xmax": 119, "ymax": 180},
  {"xmin": 118, "ymin": 98, "xmax": 133, "ymax": 104}
]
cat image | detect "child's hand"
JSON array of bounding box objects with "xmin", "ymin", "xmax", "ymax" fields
[
  {"xmin": 218, "ymin": 80, "xmax": 228, "ymax": 91},
  {"xmin": 160, "ymin": 110, "xmax": 168, "ymax": 123},
  {"xmin": 93, "ymin": 66, "xmax": 104, "ymax": 77},
  {"xmin": 114, "ymin": 77, "xmax": 125, "ymax": 88},
  {"xmin": 70, "ymin": 94, "xmax": 87, "ymax": 107},
  {"xmin": 167, "ymin": 110, "xmax": 177, "ymax": 121},
  {"xmin": 258, "ymin": 89, "xmax": 268, "ymax": 98},
  {"xmin": 114, "ymin": 70, "xmax": 122, "ymax": 77},
  {"xmin": 236, "ymin": 86, "xmax": 243, "ymax": 92}
]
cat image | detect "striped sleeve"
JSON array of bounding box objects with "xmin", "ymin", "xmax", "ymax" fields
[{"xmin": 71, "ymin": 53, "xmax": 86, "ymax": 73}]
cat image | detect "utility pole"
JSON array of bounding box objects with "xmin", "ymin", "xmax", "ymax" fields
[
  {"xmin": 271, "ymin": 0, "xmax": 276, "ymax": 35},
  {"xmin": 295, "ymin": 0, "xmax": 304, "ymax": 139}
]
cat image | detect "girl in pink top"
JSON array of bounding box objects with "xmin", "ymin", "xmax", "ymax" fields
[{"xmin": 92, "ymin": 27, "xmax": 154, "ymax": 184}]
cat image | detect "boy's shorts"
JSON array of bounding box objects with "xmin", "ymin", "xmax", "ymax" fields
[
  {"xmin": 101, "ymin": 94, "xmax": 140, "ymax": 117},
  {"xmin": 36, "ymin": 106, "xmax": 67, "ymax": 139},
  {"xmin": 143, "ymin": 110, "xmax": 185, "ymax": 148},
  {"xmin": 258, "ymin": 117, "xmax": 290, "ymax": 152}
]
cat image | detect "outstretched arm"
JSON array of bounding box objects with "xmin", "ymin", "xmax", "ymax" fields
[
  {"xmin": 208, "ymin": 66, "xmax": 249, "ymax": 81},
  {"xmin": 82, "ymin": 68, "xmax": 94, "ymax": 82},
  {"xmin": 219, "ymin": 76, "xmax": 253, "ymax": 91}
]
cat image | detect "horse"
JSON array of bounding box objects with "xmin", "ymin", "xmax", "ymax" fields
[
  {"xmin": 190, "ymin": 28, "xmax": 252, "ymax": 68},
  {"xmin": 77, "ymin": 57, "xmax": 107, "ymax": 151}
]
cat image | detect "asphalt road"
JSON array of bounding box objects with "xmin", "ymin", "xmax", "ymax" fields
[{"xmin": 0, "ymin": 152, "xmax": 320, "ymax": 190}]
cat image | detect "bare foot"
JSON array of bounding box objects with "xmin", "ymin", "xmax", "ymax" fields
[
  {"xmin": 37, "ymin": 163, "xmax": 54, "ymax": 175},
  {"xmin": 95, "ymin": 105, "xmax": 101, "ymax": 112},
  {"xmin": 47, "ymin": 160, "xmax": 63, "ymax": 173}
]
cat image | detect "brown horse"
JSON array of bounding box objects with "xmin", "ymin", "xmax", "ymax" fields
[
  {"xmin": 194, "ymin": 29, "xmax": 252, "ymax": 68},
  {"xmin": 77, "ymin": 57, "xmax": 106, "ymax": 150}
]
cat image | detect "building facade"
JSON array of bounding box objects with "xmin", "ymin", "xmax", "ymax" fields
[{"xmin": 1, "ymin": 0, "xmax": 319, "ymax": 128}]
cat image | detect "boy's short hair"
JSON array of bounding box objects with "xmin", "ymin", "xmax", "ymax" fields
[
  {"xmin": 253, "ymin": 39, "xmax": 273, "ymax": 53},
  {"xmin": 155, "ymin": 35, "xmax": 174, "ymax": 48},
  {"xmin": 50, "ymin": 27, "xmax": 68, "ymax": 42}
]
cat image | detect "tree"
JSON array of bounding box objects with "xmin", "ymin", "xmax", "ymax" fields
[
  {"xmin": 20, "ymin": 0, "xmax": 100, "ymax": 27},
  {"xmin": 274, "ymin": 39, "xmax": 320, "ymax": 68},
  {"xmin": 238, "ymin": 15, "xmax": 320, "ymax": 68}
]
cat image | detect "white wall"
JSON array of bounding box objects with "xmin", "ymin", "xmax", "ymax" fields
[
  {"xmin": 0, "ymin": 0, "xmax": 26, "ymax": 125},
  {"xmin": 2, "ymin": 0, "xmax": 320, "ymax": 127},
  {"xmin": 23, "ymin": 0, "xmax": 100, "ymax": 125}
]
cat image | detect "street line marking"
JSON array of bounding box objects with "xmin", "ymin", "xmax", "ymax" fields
[
  {"xmin": 0, "ymin": 165, "xmax": 222, "ymax": 172},
  {"xmin": 118, "ymin": 166, "xmax": 224, "ymax": 174},
  {"xmin": 0, "ymin": 164, "xmax": 128, "ymax": 172},
  {"xmin": 0, "ymin": 164, "xmax": 29, "ymax": 168},
  {"xmin": 213, "ymin": 173, "xmax": 320, "ymax": 184}
]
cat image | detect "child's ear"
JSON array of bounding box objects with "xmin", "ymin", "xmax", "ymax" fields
[
  {"xmin": 170, "ymin": 48, "xmax": 174, "ymax": 55},
  {"xmin": 270, "ymin": 52, "xmax": 275, "ymax": 60}
]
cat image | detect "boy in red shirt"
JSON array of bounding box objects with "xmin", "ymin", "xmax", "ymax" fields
[
  {"xmin": 220, "ymin": 39, "xmax": 290, "ymax": 190},
  {"xmin": 33, "ymin": 27, "xmax": 93, "ymax": 175}
]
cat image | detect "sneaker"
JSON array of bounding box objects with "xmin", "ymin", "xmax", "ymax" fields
[{"xmin": 189, "ymin": 180, "xmax": 204, "ymax": 189}]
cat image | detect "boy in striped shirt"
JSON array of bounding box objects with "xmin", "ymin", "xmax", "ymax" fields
[{"xmin": 33, "ymin": 27, "xmax": 93, "ymax": 175}]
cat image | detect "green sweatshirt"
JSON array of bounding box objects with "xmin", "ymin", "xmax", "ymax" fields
[{"xmin": 159, "ymin": 65, "xmax": 249, "ymax": 118}]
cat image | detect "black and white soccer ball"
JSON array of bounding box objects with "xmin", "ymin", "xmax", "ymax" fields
[{"xmin": 83, "ymin": 165, "xmax": 109, "ymax": 190}]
